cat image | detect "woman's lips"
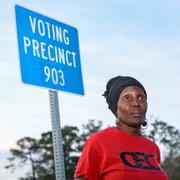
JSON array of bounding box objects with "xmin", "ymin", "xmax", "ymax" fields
[
  {"xmin": 130, "ymin": 109, "xmax": 144, "ymax": 117},
  {"xmin": 130, "ymin": 112, "xmax": 143, "ymax": 117}
]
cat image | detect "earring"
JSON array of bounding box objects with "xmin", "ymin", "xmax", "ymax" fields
[
  {"xmin": 116, "ymin": 116, "xmax": 120, "ymax": 126},
  {"xmin": 141, "ymin": 119, "xmax": 148, "ymax": 129},
  {"xmin": 115, "ymin": 118, "xmax": 118, "ymax": 126}
]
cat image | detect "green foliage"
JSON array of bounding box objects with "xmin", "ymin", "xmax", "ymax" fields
[
  {"xmin": 5, "ymin": 133, "xmax": 55, "ymax": 180},
  {"xmin": 162, "ymin": 155, "xmax": 180, "ymax": 180},
  {"xmin": 147, "ymin": 119, "xmax": 180, "ymax": 157},
  {"xmin": 146, "ymin": 117, "xmax": 180, "ymax": 180},
  {"xmin": 62, "ymin": 126, "xmax": 79, "ymax": 179},
  {"xmin": 5, "ymin": 120, "xmax": 102, "ymax": 180}
]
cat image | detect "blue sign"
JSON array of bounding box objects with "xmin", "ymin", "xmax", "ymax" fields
[{"xmin": 15, "ymin": 5, "xmax": 84, "ymax": 95}]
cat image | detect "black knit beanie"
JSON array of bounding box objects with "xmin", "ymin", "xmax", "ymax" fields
[{"xmin": 103, "ymin": 76, "xmax": 147, "ymax": 117}]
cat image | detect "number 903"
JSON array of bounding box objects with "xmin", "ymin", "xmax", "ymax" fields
[{"xmin": 44, "ymin": 66, "xmax": 65, "ymax": 86}]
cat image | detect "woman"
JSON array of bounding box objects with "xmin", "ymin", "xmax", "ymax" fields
[{"xmin": 74, "ymin": 76, "xmax": 168, "ymax": 180}]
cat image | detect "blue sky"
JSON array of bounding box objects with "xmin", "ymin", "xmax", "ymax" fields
[{"xmin": 1, "ymin": 0, "xmax": 180, "ymax": 179}]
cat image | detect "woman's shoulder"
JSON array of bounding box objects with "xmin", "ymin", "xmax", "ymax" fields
[
  {"xmin": 141, "ymin": 135, "xmax": 160, "ymax": 149},
  {"xmin": 81, "ymin": 128, "xmax": 111, "ymax": 151},
  {"xmin": 86, "ymin": 127, "xmax": 114, "ymax": 143}
]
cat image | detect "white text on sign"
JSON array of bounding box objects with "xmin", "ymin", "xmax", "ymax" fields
[{"xmin": 23, "ymin": 16, "xmax": 77, "ymax": 69}]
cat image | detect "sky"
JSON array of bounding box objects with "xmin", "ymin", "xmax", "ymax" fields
[{"xmin": 1, "ymin": 0, "xmax": 180, "ymax": 179}]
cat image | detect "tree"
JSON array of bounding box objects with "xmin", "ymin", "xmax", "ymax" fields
[
  {"xmin": 147, "ymin": 119, "xmax": 180, "ymax": 156},
  {"xmin": 5, "ymin": 133, "xmax": 55, "ymax": 180},
  {"xmin": 62, "ymin": 125, "xmax": 79, "ymax": 179},
  {"xmin": 5, "ymin": 120, "xmax": 103, "ymax": 180},
  {"xmin": 146, "ymin": 117, "xmax": 180, "ymax": 180},
  {"xmin": 34, "ymin": 131, "xmax": 55, "ymax": 180},
  {"xmin": 5, "ymin": 137, "xmax": 41, "ymax": 180}
]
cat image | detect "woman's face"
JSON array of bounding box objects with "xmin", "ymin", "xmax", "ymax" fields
[{"xmin": 117, "ymin": 86, "xmax": 147, "ymax": 128}]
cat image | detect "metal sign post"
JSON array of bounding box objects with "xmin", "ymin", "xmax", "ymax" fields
[{"xmin": 49, "ymin": 90, "xmax": 65, "ymax": 180}]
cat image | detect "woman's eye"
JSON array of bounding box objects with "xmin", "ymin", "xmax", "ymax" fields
[
  {"xmin": 138, "ymin": 96, "xmax": 145, "ymax": 101},
  {"xmin": 124, "ymin": 96, "xmax": 131, "ymax": 101}
]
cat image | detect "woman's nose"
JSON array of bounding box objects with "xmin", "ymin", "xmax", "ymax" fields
[{"xmin": 132, "ymin": 99, "xmax": 140, "ymax": 106}]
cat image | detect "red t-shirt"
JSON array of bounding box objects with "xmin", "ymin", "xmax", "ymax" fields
[{"xmin": 74, "ymin": 127, "xmax": 168, "ymax": 180}]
